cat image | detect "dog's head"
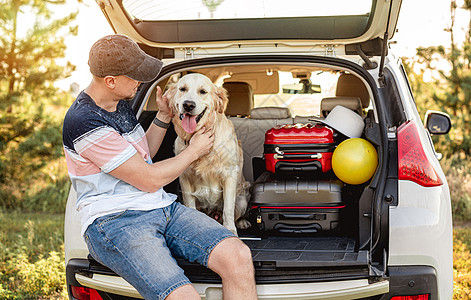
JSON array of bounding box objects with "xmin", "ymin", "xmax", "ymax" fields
[{"xmin": 166, "ymin": 73, "xmax": 228, "ymax": 134}]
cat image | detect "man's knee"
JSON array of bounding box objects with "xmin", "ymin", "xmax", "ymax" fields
[
  {"xmin": 208, "ymin": 237, "xmax": 254, "ymax": 277},
  {"xmin": 229, "ymin": 240, "xmax": 253, "ymax": 268}
]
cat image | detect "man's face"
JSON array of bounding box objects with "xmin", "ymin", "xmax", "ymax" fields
[{"xmin": 114, "ymin": 75, "xmax": 141, "ymax": 100}]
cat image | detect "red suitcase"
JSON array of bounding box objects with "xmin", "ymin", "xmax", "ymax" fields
[{"xmin": 264, "ymin": 123, "xmax": 337, "ymax": 174}]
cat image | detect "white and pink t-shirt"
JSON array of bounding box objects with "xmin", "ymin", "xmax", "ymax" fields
[{"xmin": 63, "ymin": 91, "xmax": 176, "ymax": 236}]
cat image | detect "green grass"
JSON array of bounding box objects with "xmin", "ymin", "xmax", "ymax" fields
[
  {"xmin": 0, "ymin": 212, "xmax": 66, "ymax": 299},
  {"xmin": 453, "ymin": 225, "xmax": 471, "ymax": 299}
]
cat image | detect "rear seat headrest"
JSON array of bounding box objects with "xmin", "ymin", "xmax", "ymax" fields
[
  {"xmin": 320, "ymin": 97, "xmax": 363, "ymax": 117},
  {"xmin": 250, "ymin": 107, "xmax": 291, "ymax": 119},
  {"xmin": 336, "ymin": 74, "xmax": 370, "ymax": 108},
  {"xmin": 223, "ymin": 82, "xmax": 254, "ymax": 117}
]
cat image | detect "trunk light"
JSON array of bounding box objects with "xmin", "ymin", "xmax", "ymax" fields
[
  {"xmin": 397, "ymin": 121, "xmax": 442, "ymax": 187},
  {"xmin": 390, "ymin": 294, "xmax": 429, "ymax": 300},
  {"xmin": 70, "ymin": 285, "xmax": 103, "ymax": 300}
]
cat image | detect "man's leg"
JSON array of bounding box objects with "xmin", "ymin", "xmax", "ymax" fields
[
  {"xmin": 207, "ymin": 237, "xmax": 258, "ymax": 299},
  {"xmin": 165, "ymin": 285, "xmax": 199, "ymax": 300},
  {"xmin": 85, "ymin": 209, "xmax": 198, "ymax": 300},
  {"xmin": 164, "ymin": 202, "xmax": 258, "ymax": 300}
]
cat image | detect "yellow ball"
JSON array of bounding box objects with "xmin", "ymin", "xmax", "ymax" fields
[{"xmin": 332, "ymin": 138, "xmax": 378, "ymax": 185}]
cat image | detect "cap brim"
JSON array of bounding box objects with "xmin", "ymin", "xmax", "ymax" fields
[{"xmin": 126, "ymin": 54, "xmax": 163, "ymax": 83}]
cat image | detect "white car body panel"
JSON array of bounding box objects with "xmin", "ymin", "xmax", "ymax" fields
[
  {"xmin": 64, "ymin": 188, "xmax": 88, "ymax": 264},
  {"xmin": 76, "ymin": 273, "xmax": 389, "ymax": 300},
  {"xmin": 390, "ymin": 181, "xmax": 453, "ymax": 299}
]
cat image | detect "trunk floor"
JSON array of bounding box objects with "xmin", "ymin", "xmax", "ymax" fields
[
  {"xmin": 242, "ymin": 236, "xmax": 368, "ymax": 268},
  {"xmin": 177, "ymin": 235, "xmax": 370, "ymax": 283},
  {"xmin": 85, "ymin": 235, "xmax": 370, "ymax": 284}
]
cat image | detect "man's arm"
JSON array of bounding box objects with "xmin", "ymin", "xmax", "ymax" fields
[
  {"xmin": 110, "ymin": 127, "xmax": 214, "ymax": 193},
  {"xmin": 146, "ymin": 86, "xmax": 173, "ymax": 158}
]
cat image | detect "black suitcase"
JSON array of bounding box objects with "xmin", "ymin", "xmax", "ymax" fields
[{"xmin": 250, "ymin": 172, "xmax": 344, "ymax": 234}]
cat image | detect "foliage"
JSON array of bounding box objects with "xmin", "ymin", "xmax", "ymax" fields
[
  {"xmin": 400, "ymin": 57, "xmax": 442, "ymax": 117},
  {"xmin": 0, "ymin": 0, "xmax": 78, "ymax": 97},
  {"xmin": 440, "ymin": 154, "xmax": 471, "ymax": 222},
  {"xmin": 0, "ymin": 0, "xmax": 77, "ymax": 212},
  {"xmin": 0, "ymin": 212, "xmax": 66, "ymax": 299},
  {"xmin": 409, "ymin": 0, "xmax": 471, "ymax": 157},
  {"xmin": 453, "ymin": 226, "xmax": 471, "ymax": 299}
]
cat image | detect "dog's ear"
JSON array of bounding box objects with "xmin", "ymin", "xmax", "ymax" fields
[
  {"xmin": 215, "ymin": 86, "xmax": 229, "ymax": 114},
  {"xmin": 164, "ymin": 83, "xmax": 178, "ymax": 115}
]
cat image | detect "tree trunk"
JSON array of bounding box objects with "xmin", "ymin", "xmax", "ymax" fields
[{"xmin": 7, "ymin": 1, "xmax": 19, "ymax": 95}]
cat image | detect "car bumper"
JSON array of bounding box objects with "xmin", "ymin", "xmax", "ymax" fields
[{"xmin": 67, "ymin": 259, "xmax": 438, "ymax": 299}]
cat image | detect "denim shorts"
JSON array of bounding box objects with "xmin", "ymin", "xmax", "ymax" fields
[{"xmin": 84, "ymin": 201, "xmax": 236, "ymax": 300}]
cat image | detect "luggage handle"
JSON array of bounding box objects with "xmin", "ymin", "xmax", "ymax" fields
[
  {"xmin": 276, "ymin": 160, "xmax": 322, "ymax": 172},
  {"xmin": 274, "ymin": 153, "xmax": 322, "ymax": 160},
  {"xmin": 279, "ymin": 213, "xmax": 315, "ymax": 220},
  {"xmin": 273, "ymin": 223, "xmax": 322, "ymax": 234},
  {"xmin": 274, "ymin": 147, "xmax": 322, "ymax": 159}
]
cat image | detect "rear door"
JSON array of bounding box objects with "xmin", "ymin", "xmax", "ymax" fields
[{"xmin": 96, "ymin": 0, "xmax": 402, "ymax": 57}]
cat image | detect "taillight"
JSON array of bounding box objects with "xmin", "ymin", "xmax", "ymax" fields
[
  {"xmin": 70, "ymin": 286, "xmax": 103, "ymax": 300},
  {"xmin": 390, "ymin": 294, "xmax": 429, "ymax": 300},
  {"xmin": 397, "ymin": 121, "xmax": 442, "ymax": 187}
]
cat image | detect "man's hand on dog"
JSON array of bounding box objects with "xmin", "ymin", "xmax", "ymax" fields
[
  {"xmin": 189, "ymin": 127, "xmax": 215, "ymax": 158},
  {"xmin": 156, "ymin": 86, "xmax": 173, "ymax": 123}
]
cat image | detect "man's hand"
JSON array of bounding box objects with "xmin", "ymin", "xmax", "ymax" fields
[
  {"xmin": 188, "ymin": 127, "xmax": 215, "ymax": 159},
  {"xmin": 156, "ymin": 86, "xmax": 173, "ymax": 122},
  {"xmin": 111, "ymin": 127, "xmax": 213, "ymax": 193}
]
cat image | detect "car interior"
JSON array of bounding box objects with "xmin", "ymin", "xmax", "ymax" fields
[{"xmin": 142, "ymin": 65, "xmax": 373, "ymax": 182}]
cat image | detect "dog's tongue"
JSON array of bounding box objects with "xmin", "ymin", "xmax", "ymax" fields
[{"xmin": 182, "ymin": 114, "xmax": 197, "ymax": 133}]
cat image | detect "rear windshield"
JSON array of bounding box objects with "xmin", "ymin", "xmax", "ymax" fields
[
  {"xmin": 252, "ymin": 71, "xmax": 340, "ymax": 117},
  {"xmin": 122, "ymin": 0, "xmax": 373, "ymax": 21}
]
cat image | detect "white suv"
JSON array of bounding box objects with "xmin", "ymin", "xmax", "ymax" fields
[{"xmin": 65, "ymin": 0, "xmax": 453, "ymax": 299}]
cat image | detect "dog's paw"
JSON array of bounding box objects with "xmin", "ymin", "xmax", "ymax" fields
[
  {"xmin": 224, "ymin": 223, "xmax": 239, "ymax": 236},
  {"xmin": 236, "ymin": 218, "xmax": 251, "ymax": 229}
]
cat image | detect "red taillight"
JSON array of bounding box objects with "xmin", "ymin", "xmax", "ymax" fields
[
  {"xmin": 390, "ymin": 294, "xmax": 429, "ymax": 300},
  {"xmin": 397, "ymin": 121, "xmax": 442, "ymax": 187},
  {"xmin": 70, "ymin": 286, "xmax": 103, "ymax": 300}
]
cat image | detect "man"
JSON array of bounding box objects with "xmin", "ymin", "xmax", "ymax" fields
[{"xmin": 62, "ymin": 34, "xmax": 257, "ymax": 300}]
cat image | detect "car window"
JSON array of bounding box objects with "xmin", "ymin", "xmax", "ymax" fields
[
  {"xmin": 254, "ymin": 71, "xmax": 339, "ymax": 116},
  {"xmin": 123, "ymin": 0, "xmax": 373, "ymax": 21}
]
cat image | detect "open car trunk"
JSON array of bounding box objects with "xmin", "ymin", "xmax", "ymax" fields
[
  {"xmin": 93, "ymin": 0, "xmax": 398, "ymax": 283},
  {"xmin": 124, "ymin": 55, "xmax": 390, "ymax": 286}
]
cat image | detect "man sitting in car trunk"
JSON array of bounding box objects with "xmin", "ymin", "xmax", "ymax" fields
[{"xmin": 62, "ymin": 34, "xmax": 257, "ymax": 300}]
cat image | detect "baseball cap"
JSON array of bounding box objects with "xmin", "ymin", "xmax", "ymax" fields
[{"xmin": 88, "ymin": 34, "xmax": 163, "ymax": 82}]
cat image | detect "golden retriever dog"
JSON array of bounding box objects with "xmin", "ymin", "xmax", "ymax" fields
[{"xmin": 166, "ymin": 73, "xmax": 250, "ymax": 235}]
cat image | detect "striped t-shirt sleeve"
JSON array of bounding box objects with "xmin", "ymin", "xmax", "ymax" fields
[{"xmin": 74, "ymin": 125, "xmax": 137, "ymax": 173}]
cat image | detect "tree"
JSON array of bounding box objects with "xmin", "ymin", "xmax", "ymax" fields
[
  {"xmin": 0, "ymin": 0, "xmax": 78, "ymax": 211},
  {"xmin": 413, "ymin": 0, "xmax": 471, "ymax": 157},
  {"xmin": 0, "ymin": 1, "xmax": 77, "ymax": 94}
]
